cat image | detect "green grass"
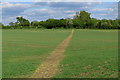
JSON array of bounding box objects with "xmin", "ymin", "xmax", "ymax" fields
[
  {"xmin": 54, "ymin": 29, "xmax": 118, "ymax": 78},
  {"xmin": 2, "ymin": 29, "xmax": 70, "ymax": 78},
  {"xmin": 3, "ymin": 29, "xmax": 118, "ymax": 78}
]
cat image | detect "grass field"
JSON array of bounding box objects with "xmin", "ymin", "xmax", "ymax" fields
[
  {"xmin": 54, "ymin": 29, "xmax": 118, "ymax": 78},
  {"xmin": 2, "ymin": 29, "xmax": 118, "ymax": 78},
  {"xmin": 2, "ymin": 29, "xmax": 70, "ymax": 78}
]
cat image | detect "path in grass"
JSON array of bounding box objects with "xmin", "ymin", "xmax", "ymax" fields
[{"xmin": 31, "ymin": 29, "xmax": 74, "ymax": 78}]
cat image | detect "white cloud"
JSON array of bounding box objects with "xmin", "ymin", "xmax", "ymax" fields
[
  {"xmin": 92, "ymin": 8, "xmax": 115, "ymax": 11},
  {"xmin": 3, "ymin": 0, "xmax": 119, "ymax": 2},
  {"xmin": 64, "ymin": 10, "xmax": 76, "ymax": 13},
  {"xmin": 2, "ymin": 2, "xmax": 33, "ymax": 16},
  {"xmin": 98, "ymin": 14, "xmax": 108, "ymax": 16},
  {"xmin": 35, "ymin": 0, "xmax": 99, "ymax": 2},
  {"xmin": 20, "ymin": 8, "xmax": 57, "ymax": 22},
  {"xmin": 1, "ymin": 2, "xmax": 31, "ymax": 8},
  {"xmin": 1, "ymin": 2, "xmax": 33, "ymax": 24},
  {"xmin": 34, "ymin": 0, "xmax": 118, "ymax": 2},
  {"xmin": 2, "ymin": 0, "xmax": 33, "ymax": 2},
  {"xmin": 21, "ymin": 8, "xmax": 54, "ymax": 15},
  {"xmin": 39, "ymin": 8, "xmax": 49, "ymax": 11},
  {"xmin": 67, "ymin": 14, "xmax": 75, "ymax": 17},
  {"xmin": 1, "ymin": 2, "xmax": 118, "ymax": 25}
]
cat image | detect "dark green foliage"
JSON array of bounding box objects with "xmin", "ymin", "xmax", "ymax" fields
[
  {"xmin": 2, "ymin": 11, "xmax": 120, "ymax": 29},
  {"xmin": 72, "ymin": 19, "xmax": 83, "ymax": 29},
  {"xmin": 16, "ymin": 16, "xmax": 30, "ymax": 28},
  {"xmin": 31, "ymin": 21, "xmax": 40, "ymax": 28},
  {"xmin": 79, "ymin": 11, "xmax": 91, "ymax": 21},
  {"xmin": 66, "ymin": 18, "xmax": 73, "ymax": 28}
]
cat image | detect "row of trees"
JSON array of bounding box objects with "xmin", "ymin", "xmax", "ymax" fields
[{"xmin": 1, "ymin": 11, "xmax": 120, "ymax": 29}]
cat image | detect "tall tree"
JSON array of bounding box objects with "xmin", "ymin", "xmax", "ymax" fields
[
  {"xmin": 16, "ymin": 16, "xmax": 30, "ymax": 28},
  {"xmin": 74, "ymin": 11, "xmax": 91, "ymax": 29},
  {"xmin": 79, "ymin": 11, "xmax": 91, "ymax": 21}
]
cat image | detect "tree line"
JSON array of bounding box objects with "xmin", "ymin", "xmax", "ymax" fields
[{"xmin": 1, "ymin": 11, "xmax": 120, "ymax": 29}]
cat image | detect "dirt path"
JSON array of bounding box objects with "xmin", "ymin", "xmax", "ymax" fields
[{"xmin": 31, "ymin": 29, "xmax": 74, "ymax": 78}]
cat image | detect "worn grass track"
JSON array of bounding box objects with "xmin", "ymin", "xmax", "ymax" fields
[{"xmin": 31, "ymin": 29, "xmax": 74, "ymax": 78}]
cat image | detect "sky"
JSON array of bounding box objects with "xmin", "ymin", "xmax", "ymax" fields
[
  {"xmin": 1, "ymin": 0, "xmax": 119, "ymax": 25},
  {"xmin": 2, "ymin": 0, "xmax": 120, "ymax": 2}
]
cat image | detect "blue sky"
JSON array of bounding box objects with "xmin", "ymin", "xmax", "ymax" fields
[
  {"xmin": 2, "ymin": 0, "xmax": 120, "ymax": 2},
  {"xmin": 1, "ymin": 1, "xmax": 118, "ymax": 25}
]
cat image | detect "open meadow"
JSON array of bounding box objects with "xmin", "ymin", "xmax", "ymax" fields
[
  {"xmin": 2, "ymin": 29, "xmax": 118, "ymax": 78},
  {"xmin": 54, "ymin": 29, "xmax": 118, "ymax": 78},
  {"xmin": 2, "ymin": 29, "xmax": 70, "ymax": 78}
]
